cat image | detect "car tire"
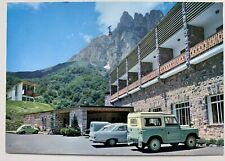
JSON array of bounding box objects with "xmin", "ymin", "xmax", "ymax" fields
[
  {"xmin": 21, "ymin": 131, "xmax": 25, "ymax": 134},
  {"xmin": 185, "ymin": 135, "xmax": 197, "ymax": 149},
  {"xmin": 34, "ymin": 130, "xmax": 38, "ymax": 134},
  {"xmin": 107, "ymin": 139, "xmax": 117, "ymax": 146},
  {"xmin": 148, "ymin": 138, "xmax": 161, "ymax": 152}
]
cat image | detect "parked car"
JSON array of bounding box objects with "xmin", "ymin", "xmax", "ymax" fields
[
  {"xmin": 90, "ymin": 123, "xmax": 128, "ymax": 146},
  {"xmin": 89, "ymin": 121, "xmax": 110, "ymax": 138},
  {"xmin": 127, "ymin": 112, "xmax": 200, "ymax": 152},
  {"xmin": 16, "ymin": 124, "xmax": 39, "ymax": 134}
]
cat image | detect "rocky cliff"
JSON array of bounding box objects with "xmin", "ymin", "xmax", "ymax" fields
[{"xmin": 68, "ymin": 10, "xmax": 163, "ymax": 70}]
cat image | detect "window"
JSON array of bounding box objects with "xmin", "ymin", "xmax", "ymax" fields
[
  {"xmin": 164, "ymin": 117, "xmax": 178, "ymax": 126},
  {"xmin": 117, "ymin": 125, "xmax": 127, "ymax": 131},
  {"xmin": 15, "ymin": 86, "xmax": 18, "ymax": 96},
  {"xmin": 172, "ymin": 102, "xmax": 190, "ymax": 125},
  {"xmin": 130, "ymin": 118, "xmax": 137, "ymax": 126},
  {"xmin": 144, "ymin": 118, "xmax": 161, "ymax": 127},
  {"xmin": 149, "ymin": 108, "xmax": 162, "ymax": 112},
  {"xmin": 208, "ymin": 94, "xmax": 224, "ymax": 125}
]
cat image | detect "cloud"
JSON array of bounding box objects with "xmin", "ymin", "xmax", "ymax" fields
[
  {"xmin": 95, "ymin": 2, "xmax": 161, "ymax": 33},
  {"xmin": 8, "ymin": 2, "xmax": 41, "ymax": 11},
  {"xmin": 25, "ymin": 3, "xmax": 41, "ymax": 10},
  {"xmin": 79, "ymin": 32, "xmax": 93, "ymax": 43}
]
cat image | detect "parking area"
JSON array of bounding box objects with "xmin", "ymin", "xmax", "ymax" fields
[{"xmin": 6, "ymin": 133, "xmax": 224, "ymax": 156}]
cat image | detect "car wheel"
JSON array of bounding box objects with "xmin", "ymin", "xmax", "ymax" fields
[
  {"xmin": 185, "ymin": 135, "xmax": 196, "ymax": 149},
  {"xmin": 20, "ymin": 131, "xmax": 25, "ymax": 134},
  {"xmin": 107, "ymin": 139, "xmax": 117, "ymax": 146},
  {"xmin": 148, "ymin": 138, "xmax": 161, "ymax": 152},
  {"xmin": 33, "ymin": 130, "xmax": 38, "ymax": 134}
]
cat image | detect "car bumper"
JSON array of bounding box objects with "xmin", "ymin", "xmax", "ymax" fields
[
  {"xmin": 89, "ymin": 137, "xmax": 105, "ymax": 143},
  {"xmin": 127, "ymin": 137, "xmax": 138, "ymax": 145}
]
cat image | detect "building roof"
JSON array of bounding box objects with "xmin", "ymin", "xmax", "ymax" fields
[
  {"xmin": 20, "ymin": 81, "xmax": 37, "ymax": 86},
  {"xmin": 128, "ymin": 112, "xmax": 175, "ymax": 117},
  {"xmin": 79, "ymin": 105, "xmax": 133, "ymax": 108}
]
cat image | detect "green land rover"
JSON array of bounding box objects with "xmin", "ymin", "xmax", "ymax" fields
[{"xmin": 127, "ymin": 112, "xmax": 200, "ymax": 152}]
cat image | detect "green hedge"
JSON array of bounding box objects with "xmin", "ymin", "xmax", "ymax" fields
[
  {"xmin": 6, "ymin": 119, "xmax": 23, "ymax": 131},
  {"xmin": 197, "ymin": 138, "xmax": 224, "ymax": 146},
  {"xmin": 60, "ymin": 127, "xmax": 81, "ymax": 136}
]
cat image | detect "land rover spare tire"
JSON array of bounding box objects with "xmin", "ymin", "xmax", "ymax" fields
[{"xmin": 185, "ymin": 135, "xmax": 197, "ymax": 149}]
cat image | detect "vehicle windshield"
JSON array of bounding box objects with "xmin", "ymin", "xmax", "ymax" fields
[
  {"xmin": 99, "ymin": 125, "xmax": 111, "ymax": 131},
  {"xmin": 101, "ymin": 124, "xmax": 116, "ymax": 131}
]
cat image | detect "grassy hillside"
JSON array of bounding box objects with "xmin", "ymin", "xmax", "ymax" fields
[
  {"xmin": 7, "ymin": 61, "xmax": 108, "ymax": 109},
  {"xmin": 6, "ymin": 100, "xmax": 54, "ymax": 131}
]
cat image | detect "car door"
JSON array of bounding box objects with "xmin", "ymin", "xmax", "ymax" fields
[
  {"xmin": 113, "ymin": 125, "xmax": 127, "ymax": 143},
  {"xmin": 164, "ymin": 117, "xmax": 181, "ymax": 143},
  {"xmin": 26, "ymin": 126, "xmax": 33, "ymax": 134}
]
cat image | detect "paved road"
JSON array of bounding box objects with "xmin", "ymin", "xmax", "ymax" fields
[{"xmin": 6, "ymin": 133, "xmax": 224, "ymax": 156}]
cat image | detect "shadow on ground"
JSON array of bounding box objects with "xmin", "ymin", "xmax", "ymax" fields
[
  {"xmin": 131, "ymin": 145, "xmax": 204, "ymax": 153},
  {"xmin": 92, "ymin": 144, "xmax": 130, "ymax": 148}
]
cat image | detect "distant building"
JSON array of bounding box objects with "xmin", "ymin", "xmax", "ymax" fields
[
  {"xmin": 23, "ymin": 105, "xmax": 133, "ymax": 134},
  {"xmin": 7, "ymin": 81, "xmax": 37, "ymax": 102},
  {"xmin": 109, "ymin": 2, "xmax": 223, "ymax": 140}
]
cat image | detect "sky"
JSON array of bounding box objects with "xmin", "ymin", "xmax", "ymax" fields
[{"xmin": 7, "ymin": 2, "xmax": 175, "ymax": 72}]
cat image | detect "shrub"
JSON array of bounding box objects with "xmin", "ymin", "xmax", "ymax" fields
[
  {"xmin": 65, "ymin": 128, "xmax": 75, "ymax": 136},
  {"xmin": 197, "ymin": 138, "xmax": 206, "ymax": 145},
  {"xmin": 60, "ymin": 127, "xmax": 81, "ymax": 136},
  {"xmin": 216, "ymin": 139, "xmax": 224, "ymax": 146},
  {"xmin": 209, "ymin": 139, "xmax": 217, "ymax": 145},
  {"xmin": 60, "ymin": 128, "xmax": 67, "ymax": 136},
  {"xmin": 6, "ymin": 119, "xmax": 23, "ymax": 131}
]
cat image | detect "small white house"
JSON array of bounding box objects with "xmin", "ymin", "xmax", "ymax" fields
[{"xmin": 7, "ymin": 81, "xmax": 37, "ymax": 101}]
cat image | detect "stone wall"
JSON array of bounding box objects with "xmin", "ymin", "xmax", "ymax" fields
[
  {"xmin": 114, "ymin": 53, "xmax": 224, "ymax": 139},
  {"xmin": 23, "ymin": 111, "xmax": 53, "ymax": 131},
  {"xmin": 54, "ymin": 112, "xmax": 70, "ymax": 133}
]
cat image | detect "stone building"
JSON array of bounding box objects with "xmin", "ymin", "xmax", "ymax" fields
[
  {"xmin": 23, "ymin": 105, "xmax": 133, "ymax": 134},
  {"xmin": 109, "ymin": 2, "xmax": 223, "ymax": 139}
]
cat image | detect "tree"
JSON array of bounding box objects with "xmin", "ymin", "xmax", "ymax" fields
[{"xmin": 71, "ymin": 114, "xmax": 79, "ymax": 129}]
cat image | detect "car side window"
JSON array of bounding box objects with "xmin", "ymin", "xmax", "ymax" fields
[
  {"xmin": 144, "ymin": 118, "xmax": 161, "ymax": 127},
  {"xmin": 117, "ymin": 125, "xmax": 127, "ymax": 131},
  {"xmin": 164, "ymin": 117, "xmax": 178, "ymax": 126}
]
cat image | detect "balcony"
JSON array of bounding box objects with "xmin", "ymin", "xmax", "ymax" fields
[
  {"xmin": 24, "ymin": 90, "xmax": 36, "ymax": 97},
  {"xmin": 111, "ymin": 30, "xmax": 223, "ymax": 102}
]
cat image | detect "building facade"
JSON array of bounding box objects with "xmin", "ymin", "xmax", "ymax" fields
[
  {"xmin": 23, "ymin": 106, "xmax": 133, "ymax": 134},
  {"xmin": 109, "ymin": 2, "xmax": 223, "ymax": 139},
  {"xmin": 7, "ymin": 81, "xmax": 37, "ymax": 101}
]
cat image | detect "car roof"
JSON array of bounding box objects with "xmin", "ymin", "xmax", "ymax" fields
[
  {"xmin": 90, "ymin": 121, "xmax": 109, "ymax": 124},
  {"xmin": 21, "ymin": 124, "xmax": 32, "ymax": 126},
  {"xmin": 110, "ymin": 123, "xmax": 127, "ymax": 126}
]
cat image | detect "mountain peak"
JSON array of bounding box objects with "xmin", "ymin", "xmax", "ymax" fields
[
  {"xmin": 118, "ymin": 11, "xmax": 134, "ymax": 28},
  {"xmin": 69, "ymin": 9, "xmax": 164, "ymax": 69}
]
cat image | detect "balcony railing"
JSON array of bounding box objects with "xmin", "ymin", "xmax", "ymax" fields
[
  {"xmin": 111, "ymin": 30, "xmax": 223, "ymax": 102},
  {"xmin": 128, "ymin": 80, "xmax": 140, "ymax": 91},
  {"xmin": 24, "ymin": 90, "xmax": 35, "ymax": 97},
  {"xmin": 119, "ymin": 87, "xmax": 127, "ymax": 96},
  {"xmin": 111, "ymin": 92, "xmax": 118, "ymax": 100}
]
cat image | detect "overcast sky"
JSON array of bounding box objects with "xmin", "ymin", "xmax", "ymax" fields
[{"xmin": 7, "ymin": 2, "xmax": 175, "ymax": 72}]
